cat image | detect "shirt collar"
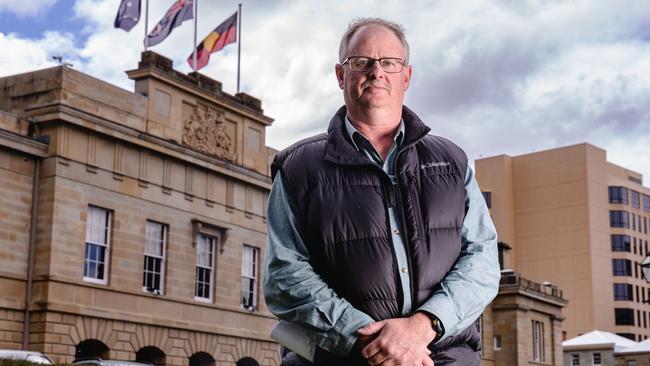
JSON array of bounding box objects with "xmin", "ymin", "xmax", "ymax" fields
[{"xmin": 344, "ymin": 114, "xmax": 405, "ymax": 152}]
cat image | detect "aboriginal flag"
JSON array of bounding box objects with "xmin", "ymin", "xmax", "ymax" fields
[
  {"xmin": 188, "ymin": 12, "xmax": 238, "ymax": 71},
  {"xmin": 146, "ymin": 0, "xmax": 194, "ymax": 47}
]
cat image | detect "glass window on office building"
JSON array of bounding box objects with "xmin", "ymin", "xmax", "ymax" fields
[
  {"xmin": 642, "ymin": 194, "xmax": 650, "ymax": 212},
  {"xmin": 195, "ymin": 233, "xmax": 216, "ymax": 301},
  {"xmin": 84, "ymin": 206, "xmax": 112, "ymax": 284},
  {"xmin": 609, "ymin": 186, "xmax": 629, "ymax": 204},
  {"xmin": 615, "ymin": 308, "xmax": 635, "ymax": 326},
  {"xmin": 631, "ymin": 190, "xmax": 640, "ymax": 208},
  {"xmin": 610, "ymin": 211, "xmax": 630, "ymax": 228},
  {"xmin": 241, "ymin": 245, "xmax": 259, "ymax": 310},
  {"xmin": 532, "ymin": 320, "xmax": 545, "ymax": 362},
  {"xmin": 611, "ymin": 235, "xmax": 631, "ymax": 252},
  {"xmin": 614, "ymin": 283, "xmax": 633, "ymax": 301},
  {"xmin": 613, "ymin": 259, "xmax": 632, "ymax": 276},
  {"xmin": 143, "ymin": 220, "xmax": 167, "ymax": 294}
]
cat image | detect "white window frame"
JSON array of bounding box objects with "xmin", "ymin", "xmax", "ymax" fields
[
  {"xmin": 493, "ymin": 335, "xmax": 501, "ymax": 351},
  {"xmin": 143, "ymin": 220, "xmax": 167, "ymax": 294},
  {"xmin": 571, "ymin": 354, "xmax": 580, "ymax": 366},
  {"xmin": 83, "ymin": 206, "xmax": 112, "ymax": 285},
  {"xmin": 592, "ymin": 352, "xmax": 601, "ymax": 365},
  {"xmin": 194, "ymin": 233, "xmax": 217, "ymax": 302},
  {"xmin": 532, "ymin": 320, "xmax": 545, "ymax": 362},
  {"xmin": 241, "ymin": 245, "xmax": 259, "ymax": 311}
]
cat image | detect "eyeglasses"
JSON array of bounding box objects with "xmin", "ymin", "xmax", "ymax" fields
[{"xmin": 341, "ymin": 56, "xmax": 406, "ymax": 73}]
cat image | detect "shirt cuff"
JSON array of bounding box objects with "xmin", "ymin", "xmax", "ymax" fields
[
  {"xmin": 417, "ymin": 290, "xmax": 460, "ymax": 342},
  {"xmin": 319, "ymin": 305, "xmax": 375, "ymax": 355}
]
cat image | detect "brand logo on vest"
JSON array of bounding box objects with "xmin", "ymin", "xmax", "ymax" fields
[{"xmin": 421, "ymin": 161, "xmax": 450, "ymax": 169}]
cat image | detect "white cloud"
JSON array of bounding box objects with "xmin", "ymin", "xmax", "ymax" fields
[
  {"xmin": 0, "ymin": 31, "xmax": 80, "ymax": 77},
  {"xmin": 0, "ymin": 0, "xmax": 57, "ymax": 17}
]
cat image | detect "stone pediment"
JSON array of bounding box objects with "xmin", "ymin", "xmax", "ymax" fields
[{"xmin": 182, "ymin": 103, "xmax": 236, "ymax": 162}]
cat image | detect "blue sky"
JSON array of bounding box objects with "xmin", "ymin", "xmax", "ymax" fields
[
  {"xmin": 0, "ymin": 1, "xmax": 87, "ymax": 42},
  {"xmin": 0, "ymin": 0, "xmax": 649, "ymax": 184}
]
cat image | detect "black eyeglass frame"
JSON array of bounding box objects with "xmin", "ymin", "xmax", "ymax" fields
[{"xmin": 340, "ymin": 56, "xmax": 407, "ymax": 73}]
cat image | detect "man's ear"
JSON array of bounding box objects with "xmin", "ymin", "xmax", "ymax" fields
[
  {"xmin": 404, "ymin": 64, "xmax": 413, "ymax": 91},
  {"xmin": 335, "ymin": 63, "xmax": 344, "ymax": 89}
]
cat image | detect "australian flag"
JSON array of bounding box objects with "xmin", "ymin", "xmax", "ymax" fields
[
  {"xmin": 145, "ymin": 0, "xmax": 194, "ymax": 47},
  {"xmin": 114, "ymin": 0, "xmax": 141, "ymax": 32}
]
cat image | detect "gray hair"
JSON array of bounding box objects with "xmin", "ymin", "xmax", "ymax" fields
[{"xmin": 338, "ymin": 18, "xmax": 410, "ymax": 64}]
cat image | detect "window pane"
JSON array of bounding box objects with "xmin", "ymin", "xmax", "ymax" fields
[
  {"xmin": 610, "ymin": 211, "xmax": 630, "ymax": 228},
  {"xmin": 241, "ymin": 246, "xmax": 259, "ymax": 309},
  {"xmin": 614, "ymin": 284, "xmax": 633, "ymax": 300},
  {"xmin": 631, "ymin": 191, "xmax": 640, "ymax": 208},
  {"xmin": 145, "ymin": 221, "xmax": 165, "ymax": 257},
  {"xmin": 611, "ymin": 235, "xmax": 631, "ymax": 252},
  {"xmin": 615, "ymin": 308, "xmax": 635, "ymax": 325},
  {"xmin": 609, "ymin": 186, "xmax": 629, "ymax": 204},
  {"xmin": 643, "ymin": 194, "xmax": 650, "ymax": 211},
  {"xmin": 613, "ymin": 259, "xmax": 632, "ymax": 276}
]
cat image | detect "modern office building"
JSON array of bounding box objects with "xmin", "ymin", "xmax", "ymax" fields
[
  {"xmin": 476, "ymin": 143, "xmax": 650, "ymax": 342},
  {"xmin": 0, "ymin": 51, "xmax": 279, "ymax": 365}
]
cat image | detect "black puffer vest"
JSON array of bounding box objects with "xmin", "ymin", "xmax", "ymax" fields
[{"xmin": 272, "ymin": 106, "xmax": 481, "ymax": 365}]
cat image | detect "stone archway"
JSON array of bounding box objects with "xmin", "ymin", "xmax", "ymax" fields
[
  {"xmin": 236, "ymin": 357, "xmax": 259, "ymax": 366},
  {"xmin": 75, "ymin": 339, "xmax": 109, "ymax": 361},
  {"xmin": 136, "ymin": 346, "xmax": 166, "ymax": 366},
  {"xmin": 188, "ymin": 352, "xmax": 215, "ymax": 366}
]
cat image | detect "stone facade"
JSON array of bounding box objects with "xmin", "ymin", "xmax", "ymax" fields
[
  {"xmin": 563, "ymin": 349, "xmax": 615, "ymax": 366},
  {"xmin": 0, "ymin": 52, "xmax": 279, "ymax": 366},
  {"xmin": 481, "ymin": 271, "xmax": 567, "ymax": 366}
]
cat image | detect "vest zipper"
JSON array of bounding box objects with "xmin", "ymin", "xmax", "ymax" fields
[
  {"xmin": 364, "ymin": 163, "xmax": 405, "ymax": 313},
  {"xmin": 392, "ymin": 149, "xmax": 416, "ymax": 314}
]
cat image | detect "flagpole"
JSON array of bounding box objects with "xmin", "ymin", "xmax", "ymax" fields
[
  {"xmin": 192, "ymin": 0, "xmax": 198, "ymax": 72},
  {"xmin": 144, "ymin": 0, "xmax": 149, "ymax": 51},
  {"xmin": 237, "ymin": 3, "xmax": 242, "ymax": 93}
]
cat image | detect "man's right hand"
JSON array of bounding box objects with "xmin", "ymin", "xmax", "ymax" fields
[{"xmin": 356, "ymin": 333, "xmax": 433, "ymax": 366}]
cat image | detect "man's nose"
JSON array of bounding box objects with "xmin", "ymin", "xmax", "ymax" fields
[{"xmin": 366, "ymin": 60, "xmax": 386, "ymax": 79}]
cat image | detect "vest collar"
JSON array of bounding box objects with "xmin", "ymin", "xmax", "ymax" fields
[{"xmin": 325, "ymin": 105, "xmax": 431, "ymax": 165}]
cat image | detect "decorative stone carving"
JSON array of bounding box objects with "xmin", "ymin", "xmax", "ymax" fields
[{"xmin": 182, "ymin": 104, "xmax": 236, "ymax": 161}]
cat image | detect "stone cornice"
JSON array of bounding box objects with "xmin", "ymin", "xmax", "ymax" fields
[
  {"xmin": 0, "ymin": 128, "xmax": 49, "ymax": 158},
  {"xmin": 24, "ymin": 103, "xmax": 272, "ymax": 189},
  {"xmin": 126, "ymin": 52, "xmax": 273, "ymax": 126}
]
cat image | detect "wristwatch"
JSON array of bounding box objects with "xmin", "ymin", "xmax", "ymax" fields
[{"xmin": 430, "ymin": 315, "xmax": 445, "ymax": 343}]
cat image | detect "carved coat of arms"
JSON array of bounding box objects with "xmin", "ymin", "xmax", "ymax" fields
[{"xmin": 182, "ymin": 104, "xmax": 235, "ymax": 161}]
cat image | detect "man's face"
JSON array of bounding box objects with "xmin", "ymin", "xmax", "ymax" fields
[{"xmin": 336, "ymin": 25, "xmax": 412, "ymax": 116}]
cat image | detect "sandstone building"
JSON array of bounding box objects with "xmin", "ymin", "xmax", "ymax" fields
[
  {"xmin": 476, "ymin": 144, "xmax": 650, "ymax": 342},
  {"xmin": 0, "ymin": 52, "xmax": 279, "ymax": 366}
]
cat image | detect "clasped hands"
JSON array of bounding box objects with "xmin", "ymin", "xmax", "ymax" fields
[{"xmin": 356, "ymin": 312, "xmax": 436, "ymax": 366}]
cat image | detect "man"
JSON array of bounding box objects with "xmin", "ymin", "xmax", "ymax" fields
[{"xmin": 264, "ymin": 18, "xmax": 500, "ymax": 366}]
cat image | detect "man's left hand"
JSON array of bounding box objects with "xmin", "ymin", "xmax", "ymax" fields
[{"xmin": 357, "ymin": 312, "xmax": 437, "ymax": 365}]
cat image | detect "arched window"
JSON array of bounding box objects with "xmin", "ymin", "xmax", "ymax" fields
[
  {"xmin": 75, "ymin": 339, "xmax": 109, "ymax": 361},
  {"xmin": 189, "ymin": 352, "xmax": 215, "ymax": 366},
  {"xmin": 236, "ymin": 357, "xmax": 259, "ymax": 366},
  {"xmin": 136, "ymin": 346, "xmax": 166, "ymax": 366}
]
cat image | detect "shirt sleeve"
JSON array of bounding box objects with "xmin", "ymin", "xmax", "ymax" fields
[
  {"xmin": 416, "ymin": 165, "xmax": 501, "ymax": 341},
  {"xmin": 263, "ymin": 174, "xmax": 375, "ymax": 355}
]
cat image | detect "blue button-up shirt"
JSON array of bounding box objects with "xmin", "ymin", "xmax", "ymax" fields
[{"xmin": 264, "ymin": 116, "xmax": 500, "ymax": 357}]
